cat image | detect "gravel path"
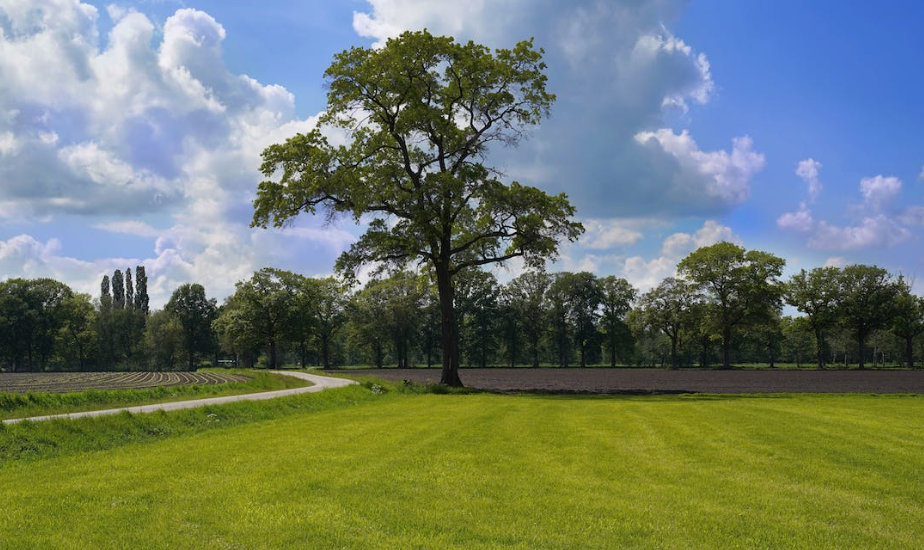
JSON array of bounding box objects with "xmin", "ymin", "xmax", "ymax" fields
[
  {"xmin": 2, "ymin": 371, "xmax": 357, "ymax": 424},
  {"xmin": 332, "ymin": 368, "xmax": 924, "ymax": 394}
]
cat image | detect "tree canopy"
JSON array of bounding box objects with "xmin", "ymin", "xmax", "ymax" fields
[{"xmin": 251, "ymin": 30, "xmax": 583, "ymax": 386}]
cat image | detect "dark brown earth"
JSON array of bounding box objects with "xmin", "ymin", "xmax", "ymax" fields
[{"xmin": 331, "ymin": 368, "xmax": 924, "ymax": 394}]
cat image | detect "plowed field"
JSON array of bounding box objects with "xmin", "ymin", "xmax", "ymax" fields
[{"xmin": 0, "ymin": 372, "xmax": 250, "ymax": 394}]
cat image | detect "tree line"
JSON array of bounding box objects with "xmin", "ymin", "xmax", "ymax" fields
[{"xmin": 1, "ymin": 242, "xmax": 922, "ymax": 373}]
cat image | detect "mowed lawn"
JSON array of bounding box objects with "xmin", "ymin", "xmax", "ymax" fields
[{"xmin": 1, "ymin": 391, "xmax": 923, "ymax": 549}]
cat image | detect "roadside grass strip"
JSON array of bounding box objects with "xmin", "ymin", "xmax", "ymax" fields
[{"xmin": 0, "ymin": 370, "xmax": 311, "ymax": 421}]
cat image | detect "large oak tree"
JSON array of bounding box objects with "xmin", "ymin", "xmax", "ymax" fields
[
  {"xmin": 678, "ymin": 243, "xmax": 785, "ymax": 369},
  {"xmin": 252, "ymin": 31, "xmax": 582, "ymax": 385}
]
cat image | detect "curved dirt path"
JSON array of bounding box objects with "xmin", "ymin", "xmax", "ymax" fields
[{"xmin": 2, "ymin": 371, "xmax": 357, "ymax": 425}]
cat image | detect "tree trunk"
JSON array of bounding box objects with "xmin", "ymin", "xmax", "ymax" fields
[
  {"xmin": 321, "ymin": 336, "xmax": 330, "ymax": 369},
  {"xmin": 722, "ymin": 328, "xmax": 731, "ymax": 369},
  {"xmin": 907, "ymin": 336, "xmax": 915, "ymax": 369},
  {"xmin": 436, "ymin": 264, "xmax": 462, "ymax": 386},
  {"xmin": 269, "ymin": 339, "xmax": 277, "ymax": 369},
  {"xmin": 670, "ymin": 334, "xmax": 678, "ymax": 370},
  {"xmin": 858, "ymin": 331, "xmax": 866, "ymax": 370},
  {"xmin": 814, "ymin": 328, "xmax": 825, "ymax": 369}
]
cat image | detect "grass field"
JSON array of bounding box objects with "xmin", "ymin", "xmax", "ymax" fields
[
  {"xmin": 0, "ymin": 369, "xmax": 309, "ymax": 421},
  {"xmin": 1, "ymin": 385, "xmax": 922, "ymax": 549}
]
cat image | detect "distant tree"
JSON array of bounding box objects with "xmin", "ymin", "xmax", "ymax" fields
[
  {"xmin": 890, "ymin": 276, "xmax": 924, "ymax": 369},
  {"xmin": 134, "ymin": 265, "xmax": 150, "ymax": 314},
  {"xmin": 640, "ymin": 277, "xmax": 699, "ymax": 370},
  {"xmin": 455, "ymin": 270, "xmax": 500, "ymax": 368},
  {"xmin": 785, "ymin": 267, "xmax": 841, "ymax": 369},
  {"xmin": 125, "ymin": 268, "xmax": 134, "ymax": 310},
  {"xmin": 213, "ymin": 297, "xmax": 262, "ymax": 368},
  {"xmin": 251, "ymin": 31, "xmax": 582, "ymax": 386},
  {"xmin": 678, "ymin": 243, "xmax": 785, "ymax": 369},
  {"xmin": 57, "ymin": 293, "xmax": 97, "ymax": 371},
  {"xmin": 780, "ymin": 316, "xmax": 814, "ymax": 368},
  {"xmin": 419, "ymin": 286, "xmax": 442, "ymax": 368},
  {"xmin": 144, "ymin": 309, "xmax": 184, "ymax": 371},
  {"xmin": 101, "ymin": 275, "xmax": 111, "ymax": 303},
  {"xmin": 0, "ymin": 278, "xmax": 73, "ymax": 371},
  {"xmin": 347, "ymin": 282, "xmax": 390, "ymax": 368},
  {"xmin": 599, "ymin": 276, "xmax": 637, "ymax": 367},
  {"xmin": 223, "ymin": 269, "xmax": 293, "ymax": 369},
  {"xmin": 506, "ymin": 270, "xmax": 552, "ymax": 368},
  {"xmin": 313, "ymin": 277, "xmax": 347, "ymax": 369},
  {"xmin": 547, "ymin": 274, "xmax": 572, "ymax": 368},
  {"xmin": 497, "ymin": 288, "xmax": 522, "ymax": 368},
  {"xmin": 547, "ymin": 272, "xmax": 601, "ymax": 367},
  {"xmin": 165, "ymin": 284, "xmax": 218, "ymax": 370},
  {"xmin": 112, "ymin": 270, "xmax": 125, "ymax": 309},
  {"xmin": 838, "ymin": 265, "xmax": 899, "ymax": 369}
]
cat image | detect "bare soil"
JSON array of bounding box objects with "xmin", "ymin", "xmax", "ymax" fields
[
  {"xmin": 0, "ymin": 372, "xmax": 250, "ymax": 394},
  {"xmin": 332, "ymin": 367, "xmax": 924, "ymax": 394}
]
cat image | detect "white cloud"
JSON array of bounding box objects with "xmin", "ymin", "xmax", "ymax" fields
[
  {"xmin": 859, "ymin": 175, "xmax": 902, "ymax": 209},
  {"xmin": 776, "ymin": 202, "xmax": 814, "ymax": 232},
  {"xmin": 0, "ymin": 2, "xmax": 342, "ymax": 304},
  {"xmin": 779, "ymin": 171, "xmax": 921, "ymax": 251},
  {"xmin": 624, "ymin": 220, "xmax": 738, "ymax": 292},
  {"xmin": 0, "ymin": 131, "xmax": 17, "ymax": 155},
  {"xmin": 581, "ymin": 219, "xmax": 644, "ymax": 250},
  {"xmin": 351, "ymin": 0, "xmax": 742, "ymax": 218},
  {"xmin": 634, "ymin": 130, "xmax": 765, "ymax": 206},
  {"xmin": 824, "ymin": 257, "xmax": 847, "ymax": 268},
  {"xmin": 796, "ymin": 158, "xmax": 823, "ymax": 202},
  {"xmin": 94, "ymin": 220, "xmax": 162, "ymax": 238},
  {"xmin": 809, "ymin": 216, "xmax": 911, "ymax": 251}
]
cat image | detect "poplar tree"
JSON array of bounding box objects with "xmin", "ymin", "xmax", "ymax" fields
[
  {"xmin": 125, "ymin": 268, "xmax": 134, "ymax": 310},
  {"xmin": 112, "ymin": 270, "xmax": 125, "ymax": 309},
  {"xmin": 134, "ymin": 265, "xmax": 149, "ymax": 314}
]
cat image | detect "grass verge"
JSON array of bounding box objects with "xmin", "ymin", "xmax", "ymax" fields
[
  {"xmin": 1, "ymin": 386, "xmax": 923, "ymax": 548},
  {"xmin": 0, "ymin": 369, "xmax": 310, "ymax": 421}
]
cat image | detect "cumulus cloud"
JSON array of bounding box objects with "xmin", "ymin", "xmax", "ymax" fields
[
  {"xmin": 634, "ymin": 130, "xmax": 765, "ymax": 206},
  {"xmin": 859, "ymin": 175, "xmax": 902, "ymax": 209},
  {"xmin": 94, "ymin": 220, "xmax": 162, "ymax": 238},
  {"xmin": 796, "ymin": 158, "xmax": 823, "ymax": 202},
  {"xmin": 351, "ymin": 0, "xmax": 758, "ymax": 217},
  {"xmin": 622, "ymin": 220, "xmax": 739, "ymax": 291},
  {"xmin": 0, "ymin": 1, "xmax": 349, "ymax": 304},
  {"xmin": 778, "ymin": 167, "xmax": 920, "ymax": 251},
  {"xmin": 580, "ymin": 219, "xmax": 644, "ymax": 250},
  {"xmin": 776, "ymin": 202, "xmax": 814, "ymax": 232},
  {"xmin": 809, "ymin": 216, "xmax": 911, "ymax": 251}
]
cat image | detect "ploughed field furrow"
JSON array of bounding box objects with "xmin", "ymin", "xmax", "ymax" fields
[{"xmin": 0, "ymin": 372, "xmax": 251, "ymax": 394}]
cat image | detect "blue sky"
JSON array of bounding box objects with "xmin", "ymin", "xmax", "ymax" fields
[{"xmin": 1, "ymin": 0, "xmax": 922, "ymax": 305}]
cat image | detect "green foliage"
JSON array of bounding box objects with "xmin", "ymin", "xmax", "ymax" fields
[
  {"xmin": 838, "ymin": 265, "xmax": 900, "ymax": 369},
  {"xmin": 785, "ymin": 267, "xmax": 842, "ymax": 368},
  {"xmin": 678, "ymin": 242, "xmax": 786, "ymax": 369},
  {"xmin": 892, "ymin": 277, "xmax": 924, "ymax": 368},
  {"xmin": 134, "ymin": 265, "xmax": 149, "ymax": 314},
  {"xmin": 251, "ymin": 30, "xmax": 582, "ymax": 385},
  {"xmin": 165, "ymin": 283, "xmax": 218, "ymax": 370},
  {"xmin": 639, "ymin": 277, "xmax": 700, "ymax": 369},
  {"xmin": 0, "ymin": 278, "xmax": 76, "ymax": 372}
]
